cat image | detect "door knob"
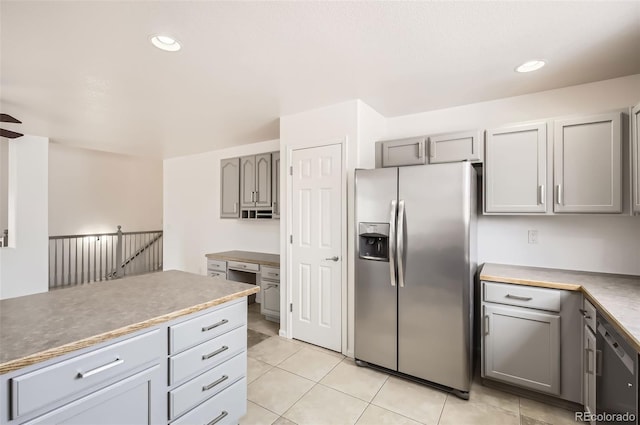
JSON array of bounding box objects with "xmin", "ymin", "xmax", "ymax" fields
[{"xmin": 324, "ymin": 256, "xmax": 339, "ymax": 262}]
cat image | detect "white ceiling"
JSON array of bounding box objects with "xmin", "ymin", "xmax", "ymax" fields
[{"xmin": 1, "ymin": 1, "xmax": 639, "ymax": 159}]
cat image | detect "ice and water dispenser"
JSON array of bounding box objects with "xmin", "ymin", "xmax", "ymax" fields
[{"xmin": 358, "ymin": 223, "xmax": 390, "ymax": 261}]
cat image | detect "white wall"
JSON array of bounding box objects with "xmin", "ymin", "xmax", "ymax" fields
[
  {"xmin": 380, "ymin": 74, "xmax": 640, "ymax": 275},
  {"xmin": 163, "ymin": 139, "xmax": 280, "ymax": 276},
  {"xmin": 0, "ymin": 136, "xmax": 49, "ymax": 299},
  {"xmin": 49, "ymin": 144, "xmax": 163, "ymax": 235}
]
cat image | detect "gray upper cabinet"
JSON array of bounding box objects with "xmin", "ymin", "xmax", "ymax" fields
[
  {"xmin": 632, "ymin": 103, "xmax": 640, "ymax": 215},
  {"xmin": 485, "ymin": 123, "xmax": 547, "ymax": 213},
  {"xmin": 272, "ymin": 152, "xmax": 280, "ymax": 218},
  {"xmin": 255, "ymin": 153, "xmax": 272, "ymax": 208},
  {"xmin": 428, "ymin": 130, "xmax": 482, "ymax": 164},
  {"xmin": 553, "ymin": 112, "xmax": 622, "ymax": 213},
  {"xmin": 240, "ymin": 156, "xmax": 256, "ymax": 208},
  {"xmin": 379, "ymin": 137, "xmax": 427, "ymax": 167},
  {"xmin": 240, "ymin": 154, "xmax": 271, "ymax": 208},
  {"xmin": 220, "ymin": 158, "xmax": 240, "ymax": 218}
]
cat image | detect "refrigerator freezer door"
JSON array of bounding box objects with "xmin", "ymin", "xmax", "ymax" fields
[
  {"xmin": 354, "ymin": 168, "xmax": 399, "ymax": 371},
  {"xmin": 397, "ymin": 162, "xmax": 473, "ymax": 392}
]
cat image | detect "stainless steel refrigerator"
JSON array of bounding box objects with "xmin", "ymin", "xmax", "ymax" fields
[{"xmin": 354, "ymin": 161, "xmax": 477, "ymax": 399}]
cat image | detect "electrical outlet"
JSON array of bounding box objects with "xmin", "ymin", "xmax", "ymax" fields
[{"xmin": 528, "ymin": 230, "xmax": 538, "ymax": 244}]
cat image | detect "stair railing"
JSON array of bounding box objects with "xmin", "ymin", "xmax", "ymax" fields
[{"xmin": 48, "ymin": 225, "xmax": 163, "ymax": 290}]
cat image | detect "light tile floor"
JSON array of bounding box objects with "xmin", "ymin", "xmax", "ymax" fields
[{"xmin": 243, "ymin": 304, "xmax": 578, "ymax": 425}]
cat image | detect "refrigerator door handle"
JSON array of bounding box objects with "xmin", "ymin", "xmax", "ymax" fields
[
  {"xmin": 389, "ymin": 200, "xmax": 397, "ymax": 287},
  {"xmin": 397, "ymin": 200, "xmax": 406, "ymax": 288}
]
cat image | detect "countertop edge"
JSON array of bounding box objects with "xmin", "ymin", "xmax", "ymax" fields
[
  {"xmin": 205, "ymin": 252, "xmax": 280, "ymax": 268},
  {"xmin": 479, "ymin": 272, "xmax": 640, "ymax": 353},
  {"xmin": 0, "ymin": 286, "xmax": 259, "ymax": 375}
]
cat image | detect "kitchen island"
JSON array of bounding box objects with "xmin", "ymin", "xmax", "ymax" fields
[{"xmin": 0, "ymin": 270, "xmax": 259, "ymax": 424}]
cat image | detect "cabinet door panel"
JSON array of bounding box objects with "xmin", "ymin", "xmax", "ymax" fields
[
  {"xmin": 554, "ymin": 113, "xmax": 622, "ymax": 213},
  {"xmin": 380, "ymin": 137, "xmax": 426, "ymax": 167},
  {"xmin": 583, "ymin": 325, "xmax": 596, "ymax": 423},
  {"xmin": 240, "ymin": 156, "xmax": 256, "ymax": 208},
  {"xmin": 272, "ymin": 152, "xmax": 281, "ymax": 218},
  {"xmin": 260, "ymin": 281, "xmax": 280, "ymax": 318},
  {"xmin": 428, "ymin": 130, "xmax": 481, "ymax": 164},
  {"xmin": 483, "ymin": 304, "xmax": 560, "ymax": 394},
  {"xmin": 220, "ymin": 158, "xmax": 240, "ymax": 218},
  {"xmin": 24, "ymin": 366, "xmax": 161, "ymax": 425},
  {"xmin": 485, "ymin": 123, "xmax": 547, "ymax": 213},
  {"xmin": 632, "ymin": 103, "xmax": 640, "ymax": 214},
  {"xmin": 255, "ymin": 153, "xmax": 272, "ymax": 207}
]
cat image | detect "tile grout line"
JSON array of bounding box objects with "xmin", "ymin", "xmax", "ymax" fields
[{"xmin": 435, "ymin": 394, "xmax": 448, "ymax": 425}]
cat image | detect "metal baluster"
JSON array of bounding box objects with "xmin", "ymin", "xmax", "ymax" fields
[
  {"xmin": 75, "ymin": 238, "xmax": 78, "ymax": 286},
  {"xmin": 81, "ymin": 237, "xmax": 85, "ymax": 284},
  {"xmin": 67, "ymin": 239, "xmax": 71, "ymax": 286},
  {"xmin": 99, "ymin": 236, "xmax": 103, "ymax": 281},
  {"xmin": 61, "ymin": 239, "xmax": 65, "ymax": 288},
  {"xmin": 53, "ymin": 240, "xmax": 56, "ymax": 288},
  {"xmin": 93, "ymin": 237, "xmax": 97, "ymax": 282}
]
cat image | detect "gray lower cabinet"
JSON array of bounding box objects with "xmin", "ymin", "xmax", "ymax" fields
[
  {"xmin": 632, "ymin": 102, "xmax": 640, "ymax": 215},
  {"xmin": 481, "ymin": 281, "xmax": 583, "ymax": 403},
  {"xmin": 428, "ymin": 130, "xmax": 482, "ymax": 164},
  {"xmin": 260, "ymin": 266, "xmax": 280, "ymax": 321},
  {"xmin": 378, "ymin": 137, "xmax": 427, "ymax": 167},
  {"xmin": 484, "ymin": 122, "xmax": 547, "ymax": 213},
  {"xmin": 0, "ymin": 299, "xmax": 248, "ymax": 425},
  {"xmin": 220, "ymin": 158, "xmax": 240, "ymax": 218},
  {"xmin": 553, "ymin": 112, "xmax": 622, "ymax": 213},
  {"xmin": 483, "ymin": 303, "xmax": 560, "ymax": 395}
]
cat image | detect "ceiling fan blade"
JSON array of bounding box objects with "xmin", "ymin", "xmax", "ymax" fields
[
  {"xmin": 0, "ymin": 128, "xmax": 24, "ymax": 139},
  {"xmin": 0, "ymin": 114, "xmax": 21, "ymax": 124}
]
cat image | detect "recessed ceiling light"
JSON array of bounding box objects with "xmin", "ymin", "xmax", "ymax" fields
[
  {"xmin": 515, "ymin": 60, "xmax": 546, "ymax": 73},
  {"xmin": 150, "ymin": 35, "xmax": 181, "ymax": 52}
]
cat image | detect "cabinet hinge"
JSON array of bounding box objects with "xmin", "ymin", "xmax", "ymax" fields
[
  {"xmin": 290, "ymin": 303, "xmax": 293, "ymax": 312},
  {"xmin": 289, "ymin": 166, "xmax": 293, "ymax": 176},
  {"xmin": 289, "ymin": 234, "xmax": 293, "ymax": 244}
]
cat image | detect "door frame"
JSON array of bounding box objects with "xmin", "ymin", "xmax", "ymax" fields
[{"xmin": 283, "ymin": 137, "xmax": 347, "ymax": 354}]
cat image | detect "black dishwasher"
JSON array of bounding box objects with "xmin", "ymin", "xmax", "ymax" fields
[{"xmin": 596, "ymin": 312, "xmax": 638, "ymax": 424}]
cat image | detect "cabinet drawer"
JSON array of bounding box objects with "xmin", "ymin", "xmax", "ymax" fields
[
  {"xmin": 207, "ymin": 259, "xmax": 227, "ymax": 272},
  {"xmin": 172, "ymin": 378, "xmax": 247, "ymax": 425},
  {"xmin": 483, "ymin": 281, "xmax": 561, "ymax": 312},
  {"xmin": 227, "ymin": 260, "xmax": 259, "ymax": 272},
  {"xmin": 169, "ymin": 300, "xmax": 245, "ymax": 355},
  {"xmin": 582, "ymin": 298, "xmax": 597, "ymax": 332},
  {"xmin": 11, "ymin": 329, "xmax": 162, "ymax": 419},
  {"xmin": 261, "ymin": 266, "xmax": 280, "ymax": 281},
  {"xmin": 169, "ymin": 352, "xmax": 245, "ymax": 420},
  {"xmin": 208, "ymin": 271, "xmax": 227, "ymax": 280},
  {"xmin": 169, "ymin": 326, "xmax": 246, "ymax": 385}
]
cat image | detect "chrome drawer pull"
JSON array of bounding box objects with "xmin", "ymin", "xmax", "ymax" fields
[
  {"xmin": 202, "ymin": 319, "xmax": 229, "ymax": 332},
  {"xmin": 202, "ymin": 375, "xmax": 229, "ymax": 392},
  {"xmin": 202, "ymin": 346, "xmax": 229, "ymax": 360},
  {"xmin": 505, "ymin": 294, "xmax": 533, "ymax": 301},
  {"xmin": 77, "ymin": 358, "xmax": 124, "ymax": 379},
  {"xmin": 207, "ymin": 411, "xmax": 228, "ymax": 425}
]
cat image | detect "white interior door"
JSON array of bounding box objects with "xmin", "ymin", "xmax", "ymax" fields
[{"xmin": 291, "ymin": 143, "xmax": 342, "ymax": 351}]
